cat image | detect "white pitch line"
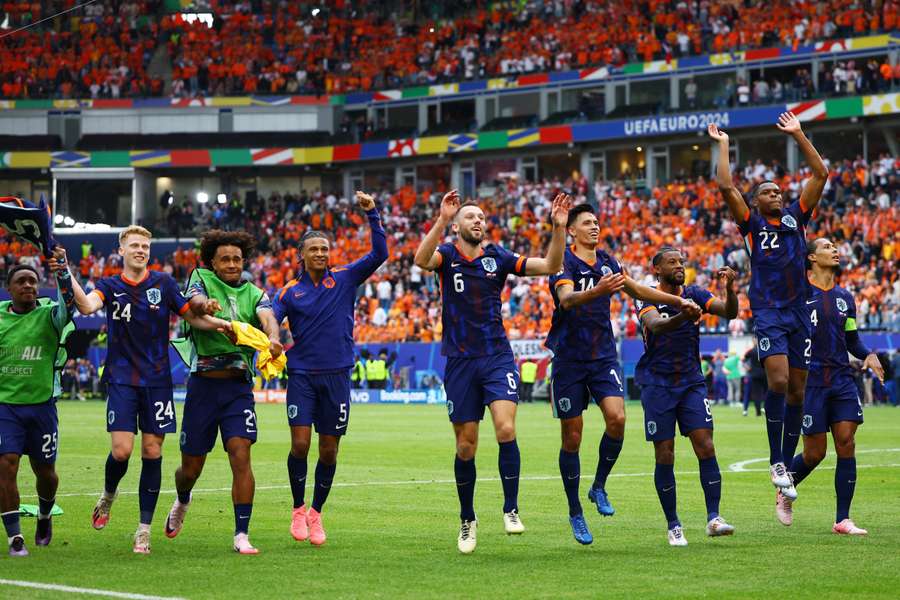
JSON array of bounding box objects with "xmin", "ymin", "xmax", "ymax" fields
[
  {"xmin": 0, "ymin": 579, "xmax": 186, "ymax": 600},
  {"xmin": 19, "ymin": 453, "xmax": 900, "ymax": 501},
  {"xmin": 728, "ymin": 448, "xmax": 900, "ymax": 472}
]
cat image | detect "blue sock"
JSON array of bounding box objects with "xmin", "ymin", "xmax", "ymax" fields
[
  {"xmin": 764, "ymin": 390, "xmax": 785, "ymax": 464},
  {"xmin": 698, "ymin": 456, "xmax": 722, "ymax": 521},
  {"xmin": 233, "ymin": 503, "xmax": 252, "ymax": 535},
  {"xmin": 2, "ymin": 510, "xmax": 21, "ymax": 538},
  {"xmin": 781, "ymin": 403, "xmax": 803, "ymax": 465},
  {"xmin": 104, "ymin": 452, "xmax": 129, "ymax": 495},
  {"xmin": 38, "ymin": 495, "xmax": 55, "ymax": 520},
  {"xmin": 835, "ymin": 457, "xmax": 856, "ymax": 523},
  {"xmin": 287, "ymin": 453, "xmax": 308, "ymax": 509},
  {"xmin": 654, "ymin": 463, "xmax": 680, "ymax": 528},
  {"xmin": 558, "ymin": 449, "xmax": 582, "ymax": 517},
  {"xmin": 498, "ymin": 440, "xmax": 520, "ymax": 513},
  {"xmin": 138, "ymin": 457, "xmax": 162, "ymax": 525},
  {"xmin": 593, "ymin": 433, "xmax": 623, "ymax": 490},
  {"xmin": 454, "ymin": 456, "xmax": 476, "ymax": 522},
  {"xmin": 789, "ymin": 453, "xmax": 816, "ymax": 487},
  {"xmin": 311, "ymin": 460, "xmax": 336, "ymax": 513}
]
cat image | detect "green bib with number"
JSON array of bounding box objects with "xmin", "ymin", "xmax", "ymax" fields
[
  {"xmin": 0, "ymin": 299, "xmax": 73, "ymax": 404},
  {"xmin": 177, "ymin": 268, "xmax": 263, "ymax": 371}
]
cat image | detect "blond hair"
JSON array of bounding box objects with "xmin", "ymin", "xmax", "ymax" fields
[{"xmin": 119, "ymin": 225, "xmax": 152, "ymax": 245}]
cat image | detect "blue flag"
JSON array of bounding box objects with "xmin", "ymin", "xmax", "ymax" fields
[{"xmin": 0, "ymin": 195, "xmax": 56, "ymax": 258}]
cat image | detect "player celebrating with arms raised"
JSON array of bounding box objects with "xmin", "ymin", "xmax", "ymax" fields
[
  {"xmin": 708, "ymin": 113, "xmax": 828, "ymax": 502},
  {"xmin": 546, "ymin": 204, "xmax": 703, "ymax": 545},
  {"xmin": 164, "ymin": 230, "xmax": 282, "ymax": 555},
  {"xmin": 67, "ymin": 226, "xmax": 232, "ymax": 554},
  {"xmin": 274, "ymin": 191, "xmax": 387, "ymax": 547},
  {"xmin": 1, "ymin": 249, "xmax": 74, "ymax": 557},
  {"xmin": 778, "ymin": 238, "xmax": 883, "ymax": 533},
  {"xmin": 635, "ymin": 248, "xmax": 739, "ymax": 546},
  {"xmin": 414, "ymin": 190, "xmax": 570, "ymax": 554}
]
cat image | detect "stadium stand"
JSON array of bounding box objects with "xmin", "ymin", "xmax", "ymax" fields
[{"xmin": 0, "ymin": 1, "xmax": 897, "ymax": 99}]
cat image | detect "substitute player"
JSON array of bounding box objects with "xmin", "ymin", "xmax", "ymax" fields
[
  {"xmin": 67, "ymin": 226, "xmax": 231, "ymax": 554},
  {"xmin": 778, "ymin": 238, "xmax": 883, "ymax": 533},
  {"xmin": 414, "ymin": 189, "xmax": 570, "ymax": 554},
  {"xmin": 1, "ymin": 250, "xmax": 74, "ymax": 557},
  {"xmin": 274, "ymin": 191, "xmax": 387, "ymax": 546},
  {"xmin": 635, "ymin": 247, "xmax": 739, "ymax": 546},
  {"xmin": 709, "ymin": 113, "xmax": 828, "ymax": 500},
  {"xmin": 547, "ymin": 205, "xmax": 704, "ymax": 545},
  {"xmin": 163, "ymin": 230, "xmax": 282, "ymax": 555}
]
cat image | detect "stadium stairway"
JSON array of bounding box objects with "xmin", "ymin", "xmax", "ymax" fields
[{"xmin": 148, "ymin": 43, "xmax": 173, "ymax": 96}]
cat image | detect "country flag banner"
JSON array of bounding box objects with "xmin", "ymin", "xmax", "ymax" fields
[
  {"xmin": 251, "ymin": 148, "xmax": 294, "ymax": 165},
  {"xmin": 388, "ymin": 139, "xmax": 419, "ymax": 157}
]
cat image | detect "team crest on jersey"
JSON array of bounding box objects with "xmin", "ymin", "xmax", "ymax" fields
[
  {"xmin": 558, "ymin": 397, "xmax": 571, "ymax": 413},
  {"xmin": 803, "ymin": 414, "xmax": 813, "ymax": 429},
  {"xmin": 481, "ymin": 257, "xmax": 497, "ymax": 273},
  {"xmin": 323, "ymin": 276, "xmax": 336, "ymax": 289},
  {"xmin": 146, "ymin": 287, "xmax": 162, "ymax": 305},
  {"xmin": 836, "ymin": 298, "xmax": 848, "ymax": 312},
  {"xmin": 781, "ymin": 215, "xmax": 798, "ymax": 229},
  {"xmin": 759, "ymin": 337, "xmax": 771, "ymax": 352},
  {"xmin": 647, "ymin": 420, "xmax": 657, "ymax": 435},
  {"xmin": 600, "ymin": 265, "xmax": 613, "ymax": 276},
  {"xmin": 287, "ymin": 404, "xmax": 298, "ymax": 419}
]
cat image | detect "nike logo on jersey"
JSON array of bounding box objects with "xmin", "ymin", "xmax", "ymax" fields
[
  {"xmin": 335, "ymin": 423, "xmax": 348, "ymax": 429},
  {"xmin": 580, "ymin": 270, "xmax": 591, "ymax": 275},
  {"xmin": 806, "ymin": 299, "xmax": 818, "ymax": 304},
  {"xmin": 451, "ymin": 262, "xmax": 461, "ymax": 267},
  {"xmin": 114, "ymin": 292, "xmax": 127, "ymax": 297},
  {"xmin": 705, "ymin": 417, "xmax": 713, "ymax": 422}
]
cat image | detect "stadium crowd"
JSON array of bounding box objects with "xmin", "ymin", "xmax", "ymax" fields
[
  {"xmin": 2, "ymin": 154, "xmax": 896, "ymax": 345},
  {"xmin": 1, "ymin": 1, "xmax": 898, "ymax": 99}
]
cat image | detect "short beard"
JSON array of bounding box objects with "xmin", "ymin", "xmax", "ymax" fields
[
  {"xmin": 662, "ymin": 273, "xmax": 684, "ymax": 287},
  {"xmin": 460, "ymin": 230, "xmax": 483, "ymax": 245}
]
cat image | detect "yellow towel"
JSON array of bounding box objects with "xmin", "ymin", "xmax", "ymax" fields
[{"xmin": 231, "ymin": 321, "xmax": 287, "ymax": 381}]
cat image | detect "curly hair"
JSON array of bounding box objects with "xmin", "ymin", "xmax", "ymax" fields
[{"xmin": 199, "ymin": 229, "xmax": 256, "ymax": 267}]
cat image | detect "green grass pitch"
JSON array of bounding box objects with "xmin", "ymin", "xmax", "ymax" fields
[{"xmin": 4, "ymin": 401, "xmax": 900, "ymax": 599}]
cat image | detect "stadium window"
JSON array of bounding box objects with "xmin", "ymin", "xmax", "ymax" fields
[
  {"xmin": 736, "ymin": 135, "xmax": 787, "ymax": 172},
  {"xmin": 630, "ymin": 79, "xmax": 670, "ymax": 112},
  {"xmin": 809, "ymin": 128, "xmax": 864, "ymax": 164},
  {"xmin": 475, "ymin": 158, "xmax": 517, "ymax": 187},
  {"xmin": 538, "ymin": 153, "xmax": 580, "ymax": 182},
  {"xmin": 416, "ymin": 164, "xmax": 451, "ymax": 193},
  {"xmin": 670, "ymin": 143, "xmax": 711, "ymax": 180}
]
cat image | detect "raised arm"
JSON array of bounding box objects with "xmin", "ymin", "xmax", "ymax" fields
[
  {"xmin": 556, "ymin": 273, "xmax": 625, "ymax": 310},
  {"xmin": 523, "ymin": 193, "xmax": 571, "ymax": 276},
  {"xmin": 50, "ymin": 247, "xmax": 103, "ymax": 314},
  {"xmin": 47, "ymin": 246, "xmax": 75, "ymax": 324},
  {"xmin": 776, "ymin": 111, "xmax": 828, "ymax": 213},
  {"xmin": 706, "ymin": 267, "xmax": 739, "ymax": 320},
  {"xmin": 708, "ymin": 123, "xmax": 750, "ymax": 224},
  {"xmin": 345, "ymin": 191, "xmax": 389, "ymax": 283},
  {"xmin": 414, "ymin": 189, "xmax": 459, "ymax": 271}
]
